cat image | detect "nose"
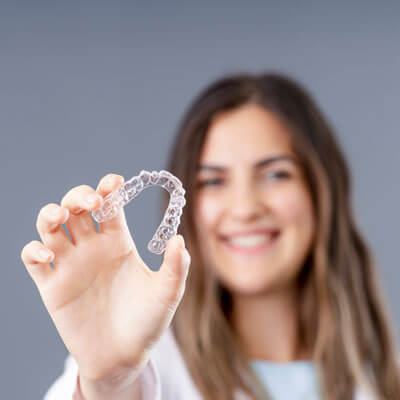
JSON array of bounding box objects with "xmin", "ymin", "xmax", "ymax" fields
[{"xmin": 228, "ymin": 179, "xmax": 264, "ymax": 221}]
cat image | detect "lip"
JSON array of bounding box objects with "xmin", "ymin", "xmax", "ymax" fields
[{"xmin": 220, "ymin": 231, "xmax": 280, "ymax": 256}]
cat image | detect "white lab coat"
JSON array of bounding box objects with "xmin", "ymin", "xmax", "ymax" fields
[{"xmin": 43, "ymin": 326, "xmax": 375, "ymax": 400}]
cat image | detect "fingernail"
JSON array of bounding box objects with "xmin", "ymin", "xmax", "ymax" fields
[
  {"xmin": 181, "ymin": 248, "xmax": 190, "ymax": 268},
  {"xmin": 38, "ymin": 249, "xmax": 52, "ymax": 262},
  {"xmin": 178, "ymin": 234, "xmax": 185, "ymax": 249}
]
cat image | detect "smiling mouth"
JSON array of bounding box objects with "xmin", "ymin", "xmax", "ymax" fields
[{"xmin": 220, "ymin": 231, "xmax": 280, "ymax": 255}]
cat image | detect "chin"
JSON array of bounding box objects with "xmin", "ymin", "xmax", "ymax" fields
[{"xmin": 218, "ymin": 271, "xmax": 282, "ymax": 296}]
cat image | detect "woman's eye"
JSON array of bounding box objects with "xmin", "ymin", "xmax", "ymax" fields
[
  {"xmin": 264, "ymin": 170, "xmax": 291, "ymax": 180},
  {"xmin": 197, "ymin": 171, "xmax": 291, "ymax": 187},
  {"xmin": 197, "ymin": 178, "xmax": 223, "ymax": 187}
]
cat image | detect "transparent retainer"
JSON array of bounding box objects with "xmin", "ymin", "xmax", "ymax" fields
[{"xmin": 91, "ymin": 170, "xmax": 186, "ymax": 255}]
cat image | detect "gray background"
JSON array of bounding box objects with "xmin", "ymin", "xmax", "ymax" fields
[{"xmin": 1, "ymin": 1, "xmax": 399, "ymax": 398}]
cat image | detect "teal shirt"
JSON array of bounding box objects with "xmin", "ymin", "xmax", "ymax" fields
[{"xmin": 249, "ymin": 359, "xmax": 322, "ymax": 400}]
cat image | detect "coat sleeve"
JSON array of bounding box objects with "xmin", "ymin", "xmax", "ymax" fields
[
  {"xmin": 42, "ymin": 354, "xmax": 161, "ymax": 400},
  {"xmin": 42, "ymin": 326, "xmax": 203, "ymax": 400}
]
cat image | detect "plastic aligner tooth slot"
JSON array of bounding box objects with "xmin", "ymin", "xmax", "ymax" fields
[{"xmin": 91, "ymin": 169, "xmax": 186, "ymax": 254}]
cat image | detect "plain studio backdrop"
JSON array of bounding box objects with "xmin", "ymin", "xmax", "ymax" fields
[{"xmin": 0, "ymin": 1, "xmax": 399, "ymax": 398}]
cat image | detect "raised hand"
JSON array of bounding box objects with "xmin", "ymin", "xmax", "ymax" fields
[{"xmin": 21, "ymin": 173, "xmax": 191, "ymax": 390}]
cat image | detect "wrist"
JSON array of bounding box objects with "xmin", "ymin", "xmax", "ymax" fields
[
  {"xmin": 78, "ymin": 371, "xmax": 142, "ymax": 400},
  {"xmin": 77, "ymin": 357, "xmax": 148, "ymax": 400}
]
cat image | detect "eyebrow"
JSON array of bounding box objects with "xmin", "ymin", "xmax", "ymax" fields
[{"xmin": 196, "ymin": 154, "xmax": 297, "ymax": 172}]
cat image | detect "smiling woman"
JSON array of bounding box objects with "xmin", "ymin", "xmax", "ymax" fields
[
  {"xmin": 38, "ymin": 72, "xmax": 400, "ymax": 400},
  {"xmin": 161, "ymin": 73, "xmax": 400, "ymax": 400},
  {"xmin": 193, "ymin": 105, "xmax": 314, "ymax": 298}
]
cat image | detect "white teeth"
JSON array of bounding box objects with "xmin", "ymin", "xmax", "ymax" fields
[{"xmin": 227, "ymin": 234, "xmax": 274, "ymax": 248}]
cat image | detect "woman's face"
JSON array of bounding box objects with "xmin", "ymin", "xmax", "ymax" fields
[{"xmin": 194, "ymin": 103, "xmax": 315, "ymax": 295}]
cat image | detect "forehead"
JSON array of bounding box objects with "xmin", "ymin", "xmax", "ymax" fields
[{"xmin": 199, "ymin": 103, "xmax": 294, "ymax": 167}]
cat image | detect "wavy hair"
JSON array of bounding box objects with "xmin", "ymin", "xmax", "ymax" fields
[{"xmin": 159, "ymin": 72, "xmax": 400, "ymax": 400}]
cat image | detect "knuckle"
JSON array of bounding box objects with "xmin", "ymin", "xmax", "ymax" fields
[
  {"xmin": 79, "ymin": 184, "xmax": 94, "ymax": 191},
  {"xmin": 158, "ymin": 291, "xmax": 178, "ymax": 314},
  {"xmin": 157, "ymin": 282, "xmax": 181, "ymax": 310},
  {"xmin": 60, "ymin": 190, "xmax": 71, "ymax": 207},
  {"xmin": 61, "ymin": 185, "xmax": 93, "ymax": 206}
]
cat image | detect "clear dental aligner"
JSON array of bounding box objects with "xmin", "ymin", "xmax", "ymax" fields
[{"xmin": 91, "ymin": 170, "xmax": 186, "ymax": 255}]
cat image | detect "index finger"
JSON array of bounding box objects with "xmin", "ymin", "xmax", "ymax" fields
[{"xmin": 95, "ymin": 174, "xmax": 130, "ymax": 235}]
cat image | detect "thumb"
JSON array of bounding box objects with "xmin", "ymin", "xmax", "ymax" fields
[{"xmin": 156, "ymin": 234, "xmax": 191, "ymax": 306}]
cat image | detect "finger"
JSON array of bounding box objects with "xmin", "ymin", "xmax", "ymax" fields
[
  {"xmin": 96, "ymin": 174, "xmax": 130, "ymax": 235},
  {"xmin": 21, "ymin": 240, "xmax": 55, "ymax": 287},
  {"xmin": 36, "ymin": 203, "xmax": 73, "ymax": 254},
  {"xmin": 156, "ymin": 235, "xmax": 191, "ymax": 307},
  {"xmin": 61, "ymin": 185, "xmax": 101, "ymax": 244}
]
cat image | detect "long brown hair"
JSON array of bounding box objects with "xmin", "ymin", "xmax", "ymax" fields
[{"xmin": 159, "ymin": 72, "xmax": 400, "ymax": 400}]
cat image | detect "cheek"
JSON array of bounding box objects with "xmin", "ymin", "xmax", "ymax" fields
[
  {"xmin": 194, "ymin": 194, "xmax": 223, "ymax": 238},
  {"xmin": 269, "ymin": 183, "xmax": 314, "ymax": 229}
]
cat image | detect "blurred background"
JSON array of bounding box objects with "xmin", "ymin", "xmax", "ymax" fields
[{"xmin": 1, "ymin": 0, "xmax": 399, "ymax": 397}]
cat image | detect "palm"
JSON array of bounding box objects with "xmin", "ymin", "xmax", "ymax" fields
[{"xmin": 41, "ymin": 229, "xmax": 173, "ymax": 379}]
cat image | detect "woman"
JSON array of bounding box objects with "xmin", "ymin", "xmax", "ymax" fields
[{"xmin": 21, "ymin": 72, "xmax": 400, "ymax": 400}]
